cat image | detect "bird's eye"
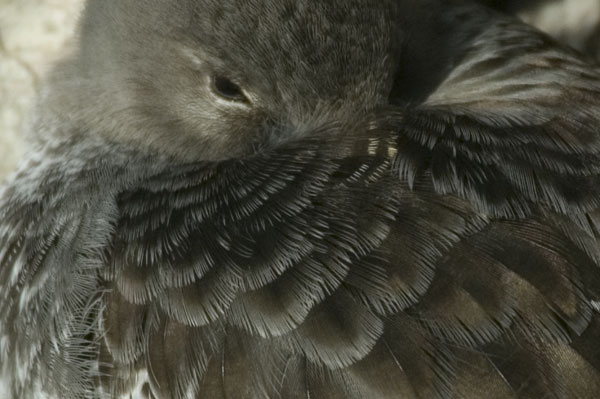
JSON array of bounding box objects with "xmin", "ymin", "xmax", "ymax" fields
[{"xmin": 211, "ymin": 75, "xmax": 249, "ymax": 103}]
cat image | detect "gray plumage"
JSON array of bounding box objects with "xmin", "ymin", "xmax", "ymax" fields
[{"xmin": 1, "ymin": 0, "xmax": 600, "ymax": 398}]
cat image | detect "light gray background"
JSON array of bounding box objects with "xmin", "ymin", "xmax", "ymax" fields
[{"xmin": 0, "ymin": 0, "xmax": 83, "ymax": 180}]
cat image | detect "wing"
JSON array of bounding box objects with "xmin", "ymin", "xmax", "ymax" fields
[
  {"xmin": 0, "ymin": 147, "xmax": 123, "ymax": 398},
  {"xmin": 98, "ymin": 9, "xmax": 600, "ymax": 399},
  {"xmin": 99, "ymin": 137, "xmax": 600, "ymax": 399}
]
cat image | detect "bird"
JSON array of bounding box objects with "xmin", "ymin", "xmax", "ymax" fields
[{"xmin": 1, "ymin": 0, "xmax": 600, "ymax": 397}]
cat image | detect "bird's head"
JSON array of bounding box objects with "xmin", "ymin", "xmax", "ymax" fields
[{"xmin": 39, "ymin": 0, "xmax": 406, "ymax": 161}]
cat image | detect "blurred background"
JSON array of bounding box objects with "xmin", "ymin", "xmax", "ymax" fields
[
  {"xmin": 0, "ymin": 0, "xmax": 599, "ymax": 181},
  {"xmin": 483, "ymin": 0, "xmax": 600, "ymax": 59},
  {"xmin": 0, "ymin": 0, "xmax": 83, "ymax": 179}
]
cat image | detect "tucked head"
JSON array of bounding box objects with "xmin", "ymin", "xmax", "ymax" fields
[{"xmin": 45, "ymin": 0, "xmax": 404, "ymax": 160}]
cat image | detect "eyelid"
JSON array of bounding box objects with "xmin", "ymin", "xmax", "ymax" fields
[
  {"xmin": 180, "ymin": 47, "xmax": 254, "ymax": 107},
  {"xmin": 208, "ymin": 74, "xmax": 253, "ymax": 108},
  {"xmin": 212, "ymin": 75, "xmax": 248, "ymax": 102}
]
